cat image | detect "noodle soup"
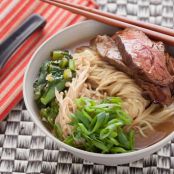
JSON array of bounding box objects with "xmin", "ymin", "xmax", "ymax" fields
[{"xmin": 24, "ymin": 20, "xmax": 174, "ymax": 165}]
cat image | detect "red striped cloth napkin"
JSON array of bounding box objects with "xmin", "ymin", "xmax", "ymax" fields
[{"xmin": 0, "ymin": 0, "xmax": 97, "ymax": 120}]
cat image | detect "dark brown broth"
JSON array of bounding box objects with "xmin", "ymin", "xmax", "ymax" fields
[{"xmin": 135, "ymin": 118, "xmax": 174, "ymax": 149}]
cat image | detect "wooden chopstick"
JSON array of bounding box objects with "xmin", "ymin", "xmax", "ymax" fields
[
  {"xmin": 49, "ymin": 0, "xmax": 174, "ymax": 37},
  {"xmin": 41, "ymin": 0, "xmax": 174, "ymax": 46}
]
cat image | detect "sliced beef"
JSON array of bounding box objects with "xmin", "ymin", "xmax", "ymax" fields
[
  {"xmin": 91, "ymin": 35, "xmax": 133, "ymax": 76},
  {"xmin": 91, "ymin": 29, "xmax": 174, "ymax": 105},
  {"xmin": 114, "ymin": 28, "xmax": 173, "ymax": 86},
  {"xmin": 166, "ymin": 54, "xmax": 174, "ymax": 76},
  {"xmin": 137, "ymin": 79, "xmax": 172, "ymax": 105},
  {"xmin": 166, "ymin": 54, "xmax": 174, "ymax": 93}
]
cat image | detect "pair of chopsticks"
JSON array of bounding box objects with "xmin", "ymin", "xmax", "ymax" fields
[{"xmin": 41, "ymin": 0, "xmax": 174, "ymax": 46}]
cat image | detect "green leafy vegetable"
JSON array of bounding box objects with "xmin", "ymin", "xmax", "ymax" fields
[
  {"xmin": 69, "ymin": 59, "xmax": 76, "ymax": 71},
  {"xmin": 64, "ymin": 97, "xmax": 135, "ymax": 154},
  {"xmin": 33, "ymin": 49, "xmax": 75, "ymax": 130},
  {"xmin": 63, "ymin": 69, "xmax": 72, "ymax": 80},
  {"xmin": 40, "ymin": 99, "xmax": 59, "ymax": 126},
  {"xmin": 53, "ymin": 123, "xmax": 63, "ymax": 140},
  {"xmin": 40, "ymin": 79, "xmax": 66, "ymax": 105},
  {"xmin": 59, "ymin": 58, "xmax": 69, "ymax": 68}
]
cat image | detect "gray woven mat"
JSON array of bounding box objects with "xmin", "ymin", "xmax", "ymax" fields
[{"xmin": 0, "ymin": 0, "xmax": 174, "ymax": 173}]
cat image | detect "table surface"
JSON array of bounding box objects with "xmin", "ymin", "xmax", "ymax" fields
[{"xmin": 0, "ymin": 0, "xmax": 174, "ymax": 173}]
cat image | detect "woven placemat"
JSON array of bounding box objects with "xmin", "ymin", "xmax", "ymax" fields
[{"xmin": 0, "ymin": 0, "xmax": 174, "ymax": 173}]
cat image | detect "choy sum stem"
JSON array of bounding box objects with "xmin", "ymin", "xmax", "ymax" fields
[{"xmin": 41, "ymin": 80, "xmax": 66, "ymax": 105}]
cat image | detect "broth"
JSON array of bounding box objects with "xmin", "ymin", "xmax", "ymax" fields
[{"xmin": 135, "ymin": 117, "xmax": 174, "ymax": 149}]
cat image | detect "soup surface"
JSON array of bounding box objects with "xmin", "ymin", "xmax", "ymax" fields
[{"xmin": 135, "ymin": 118, "xmax": 174, "ymax": 149}]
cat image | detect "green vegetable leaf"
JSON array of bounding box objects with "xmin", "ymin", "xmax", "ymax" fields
[
  {"xmin": 53, "ymin": 123, "xmax": 63, "ymax": 140},
  {"xmin": 69, "ymin": 59, "xmax": 76, "ymax": 71},
  {"xmin": 40, "ymin": 80, "xmax": 66, "ymax": 105}
]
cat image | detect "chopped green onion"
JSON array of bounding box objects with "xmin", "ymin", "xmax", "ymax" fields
[
  {"xmin": 118, "ymin": 130, "xmax": 130, "ymax": 150},
  {"xmin": 78, "ymin": 123, "xmax": 90, "ymax": 135},
  {"xmin": 92, "ymin": 112, "xmax": 107, "ymax": 133},
  {"xmin": 110, "ymin": 147, "xmax": 127, "ymax": 153},
  {"xmin": 65, "ymin": 97, "xmax": 135, "ymax": 154},
  {"xmin": 92, "ymin": 139, "xmax": 109, "ymax": 152}
]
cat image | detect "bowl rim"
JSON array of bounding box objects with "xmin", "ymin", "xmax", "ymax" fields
[{"xmin": 23, "ymin": 19, "xmax": 174, "ymax": 158}]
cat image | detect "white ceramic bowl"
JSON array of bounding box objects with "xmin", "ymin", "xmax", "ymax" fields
[{"xmin": 23, "ymin": 20, "xmax": 174, "ymax": 166}]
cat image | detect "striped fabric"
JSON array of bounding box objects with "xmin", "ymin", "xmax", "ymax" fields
[{"xmin": 0, "ymin": 0, "xmax": 96, "ymax": 120}]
